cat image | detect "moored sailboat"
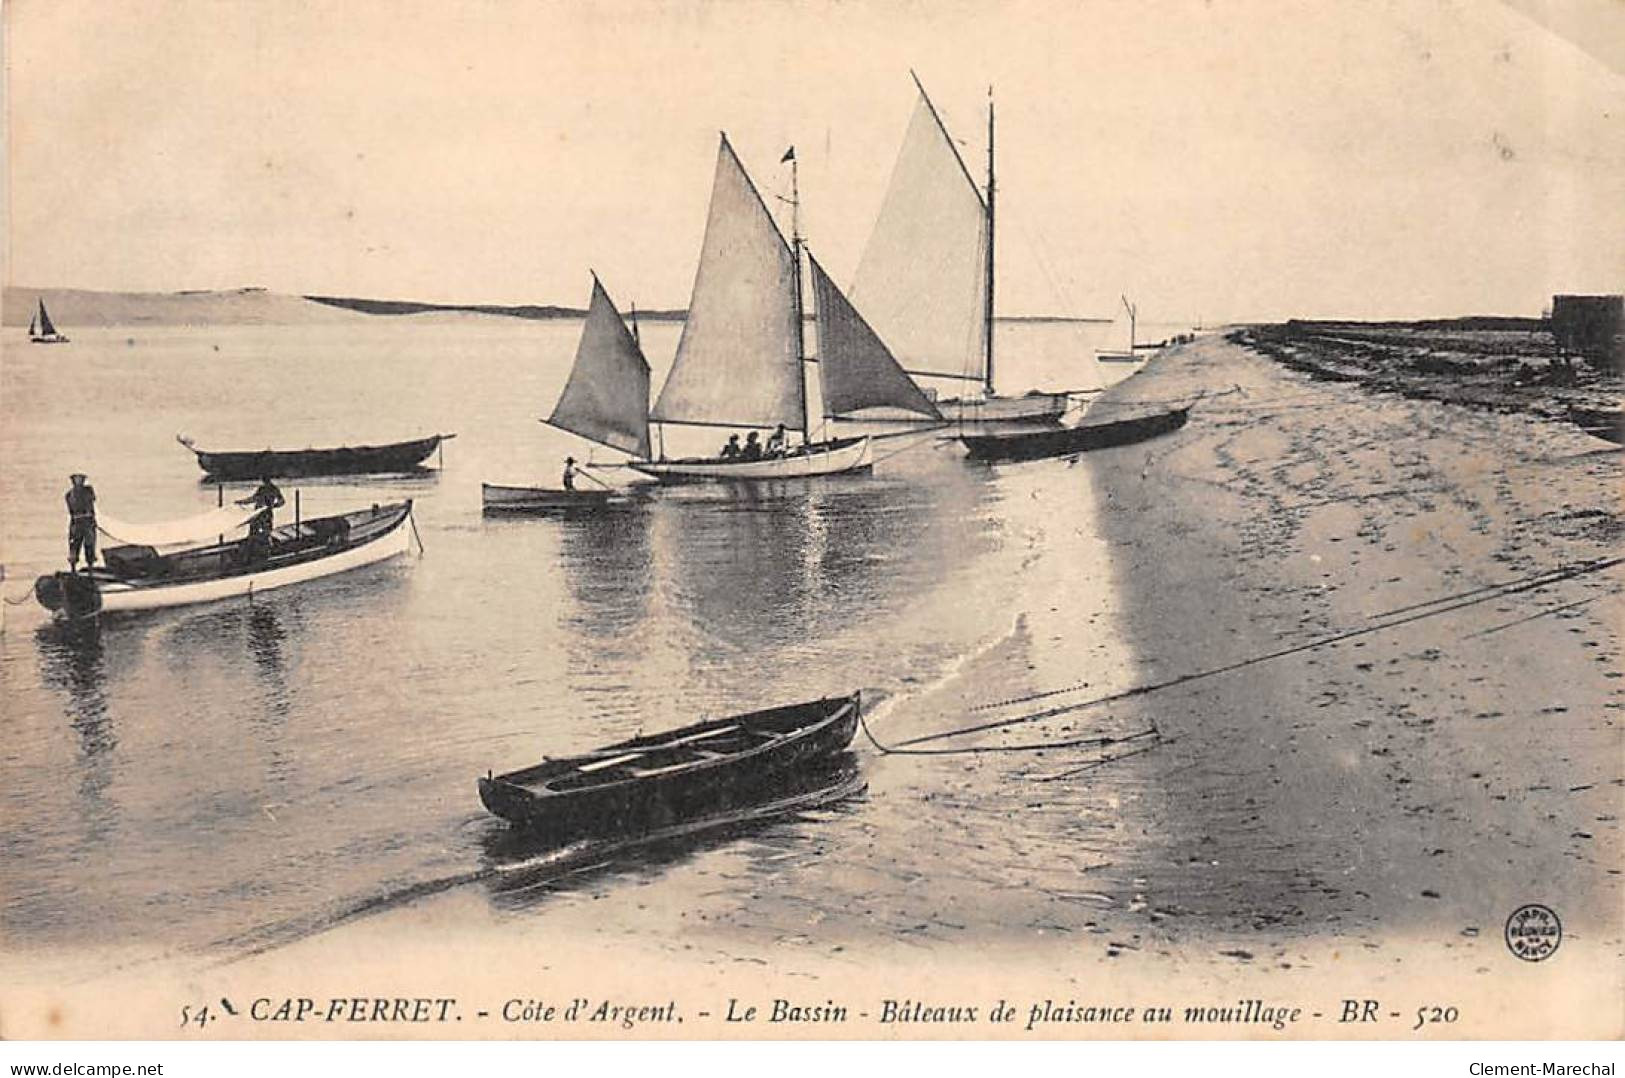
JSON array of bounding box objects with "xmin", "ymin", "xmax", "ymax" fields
[
  {"xmin": 847, "ymin": 75, "xmax": 1078, "ymax": 430},
  {"xmin": 29, "ymin": 299, "xmax": 69, "ymax": 344},
  {"xmin": 630, "ymin": 136, "xmax": 873, "ymax": 483},
  {"xmin": 482, "ymin": 273, "xmax": 654, "ymax": 513}
]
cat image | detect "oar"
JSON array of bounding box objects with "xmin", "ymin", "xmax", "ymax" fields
[{"xmin": 574, "ymin": 465, "xmax": 617, "ymax": 492}]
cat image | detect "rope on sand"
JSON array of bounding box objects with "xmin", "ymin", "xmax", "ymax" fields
[{"xmin": 865, "ymin": 554, "xmax": 1623, "ymax": 756}]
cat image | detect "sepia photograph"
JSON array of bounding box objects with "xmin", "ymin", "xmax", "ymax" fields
[{"xmin": 1, "ymin": 0, "xmax": 1621, "ymax": 1053}]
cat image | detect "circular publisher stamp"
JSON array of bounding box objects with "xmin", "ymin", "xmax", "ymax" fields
[{"xmin": 1505, "ymin": 904, "xmax": 1562, "ymax": 962}]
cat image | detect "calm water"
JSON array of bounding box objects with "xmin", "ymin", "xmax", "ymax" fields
[{"xmin": 0, "ymin": 315, "xmax": 1171, "ymax": 965}]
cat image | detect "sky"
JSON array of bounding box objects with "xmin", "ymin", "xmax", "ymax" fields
[{"xmin": 5, "ymin": 0, "xmax": 1623, "ymax": 321}]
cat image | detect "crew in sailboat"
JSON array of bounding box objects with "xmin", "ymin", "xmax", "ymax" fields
[
  {"xmin": 562, "ymin": 457, "xmax": 580, "ymax": 491},
  {"xmin": 65, "ymin": 473, "xmax": 98, "ymax": 572},
  {"xmin": 766, "ymin": 424, "xmax": 789, "ymax": 457},
  {"xmin": 741, "ymin": 431, "xmax": 763, "ymax": 461},
  {"xmin": 720, "ymin": 434, "xmax": 742, "ymax": 459}
]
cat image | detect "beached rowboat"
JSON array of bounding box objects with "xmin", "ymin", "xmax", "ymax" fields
[
  {"xmin": 177, "ymin": 433, "xmax": 453, "ymax": 480},
  {"xmin": 960, "ymin": 406, "xmax": 1190, "ymax": 463},
  {"xmin": 478, "ymin": 693, "xmax": 862, "ymax": 830},
  {"xmin": 34, "ymin": 500, "xmax": 414, "ymax": 618}
]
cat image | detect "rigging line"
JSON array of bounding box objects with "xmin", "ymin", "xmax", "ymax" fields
[
  {"xmin": 895, "ymin": 554, "xmax": 1625, "ymax": 747},
  {"xmin": 871, "ymin": 430, "xmax": 950, "ymax": 466},
  {"xmin": 1366, "ymin": 555, "xmax": 1621, "ymax": 620}
]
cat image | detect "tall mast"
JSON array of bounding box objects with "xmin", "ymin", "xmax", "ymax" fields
[
  {"xmin": 984, "ymin": 87, "xmax": 996, "ymax": 398},
  {"xmin": 788, "ymin": 148, "xmax": 811, "ymax": 444}
]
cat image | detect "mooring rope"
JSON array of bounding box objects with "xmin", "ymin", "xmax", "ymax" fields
[{"xmin": 870, "ymin": 553, "xmax": 1622, "ymax": 754}]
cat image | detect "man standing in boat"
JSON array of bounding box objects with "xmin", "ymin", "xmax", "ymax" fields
[
  {"xmin": 64, "ymin": 473, "xmax": 97, "ymax": 573},
  {"xmin": 562, "ymin": 456, "xmax": 579, "ymax": 491},
  {"xmin": 236, "ymin": 475, "xmax": 285, "ymax": 562}
]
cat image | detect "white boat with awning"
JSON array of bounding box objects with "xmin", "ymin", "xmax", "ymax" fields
[{"xmin": 35, "ymin": 501, "xmax": 415, "ymax": 618}]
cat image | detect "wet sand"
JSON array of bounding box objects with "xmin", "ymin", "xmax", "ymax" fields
[{"xmin": 7, "ymin": 333, "xmax": 1620, "ymax": 1039}]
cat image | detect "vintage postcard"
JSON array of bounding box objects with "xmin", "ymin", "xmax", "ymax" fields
[{"xmin": 2, "ymin": 0, "xmax": 1620, "ymax": 1047}]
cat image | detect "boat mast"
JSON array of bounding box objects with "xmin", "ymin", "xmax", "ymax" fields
[
  {"xmin": 984, "ymin": 86, "xmax": 996, "ymax": 399},
  {"xmin": 788, "ymin": 148, "xmax": 811, "ymax": 446}
]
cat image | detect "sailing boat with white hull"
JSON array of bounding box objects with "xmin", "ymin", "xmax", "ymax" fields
[
  {"xmin": 632, "ymin": 135, "xmax": 872, "ymax": 483},
  {"xmin": 847, "ymin": 75, "xmax": 1078, "ymax": 430}
]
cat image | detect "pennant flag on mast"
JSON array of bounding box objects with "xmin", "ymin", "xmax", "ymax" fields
[{"xmin": 781, "ymin": 146, "xmax": 795, "ymax": 163}]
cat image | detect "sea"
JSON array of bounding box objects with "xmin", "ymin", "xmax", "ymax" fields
[{"xmin": 0, "ymin": 315, "xmax": 1191, "ymax": 972}]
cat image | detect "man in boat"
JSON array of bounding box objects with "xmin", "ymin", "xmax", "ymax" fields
[
  {"xmin": 765, "ymin": 423, "xmax": 788, "ymax": 457},
  {"xmin": 719, "ymin": 433, "xmax": 741, "ymax": 460},
  {"xmin": 741, "ymin": 431, "xmax": 763, "ymax": 461},
  {"xmin": 236, "ymin": 475, "xmax": 286, "ymax": 562},
  {"xmin": 64, "ymin": 473, "xmax": 97, "ymax": 573},
  {"xmin": 562, "ymin": 456, "xmax": 579, "ymax": 491}
]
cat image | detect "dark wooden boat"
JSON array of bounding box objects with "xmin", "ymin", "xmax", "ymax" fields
[
  {"xmin": 960, "ymin": 405, "xmax": 1190, "ymax": 462},
  {"xmin": 177, "ymin": 433, "xmax": 454, "ymax": 480},
  {"xmin": 1567, "ymin": 406, "xmax": 1624, "ymax": 445},
  {"xmin": 478, "ymin": 693, "xmax": 862, "ymax": 830}
]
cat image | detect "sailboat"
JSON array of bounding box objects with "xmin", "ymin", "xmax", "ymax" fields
[
  {"xmin": 846, "ymin": 75, "xmax": 1074, "ymax": 429},
  {"xmin": 1097, "ymin": 295, "xmax": 1141, "ymax": 363},
  {"xmin": 29, "ymin": 298, "xmax": 69, "ymax": 344},
  {"xmin": 482, "ymin": 273, "xmax": 653, "ymax": 513},
  {"xmin": 630, "ymin": 135, "xmax": 872, "ymax": 483}
]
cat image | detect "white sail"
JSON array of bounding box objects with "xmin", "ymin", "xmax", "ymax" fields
[
  {"xmin": 548, "ymin": 276, "xmax": 652, "ymax": 458},
  {"xmin": 851, "ymin": 88, "xmax": 989, "ymax": 385},
  {"xmin": 807, "ymin": 251, "xmax": 941, "ymax": 420},
  {"xmin": 650, "ymin": 135, "xmax": 803, "ymax": 431}
]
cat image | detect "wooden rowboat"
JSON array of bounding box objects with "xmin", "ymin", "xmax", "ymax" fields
[
  {"xmin": 960, "ymin": 405, "xmax": 1190, "ymax": 463},
  {"xmin": 478, "ymin": 693, "xmax": 862, "ymax": 831},
  {"xmin": 177, "ymin": 433, "xmax": 454, "ymax": 480},
  {"xmin": 481, "ymin": 482, "xmax": 629, "ymax": 514},
  {"xmin": 34, "ymin": 500, "xmax": 414, "ymax": 619}
]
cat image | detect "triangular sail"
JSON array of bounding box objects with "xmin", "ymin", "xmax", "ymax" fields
[
  {"xmin": 547, "ymin": 276, "xmax": 652, "ymax": 458},
  {"xmin": 650, "ymin": 136, "xmax": 803, "ymax": 430},
  {"xmin": 851, "ymin": 87, "xmax": 989, "ymax": 385},
  {"xmin": 37, "ymin": 300, "xmax": 57, "ymax": 337},
  {"xmin": 29, "ymin": 312, "xmax": 38, "ymax": 336},
  {"xmin": 808, "ymin": 251, "xmax": 942, "ymax": 420}
]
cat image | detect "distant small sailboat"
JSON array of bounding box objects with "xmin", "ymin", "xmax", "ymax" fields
[
  {"xmin": 630, "ymin": 135, "xmax": 872, "ymax": 483},
  {"xmin": 1096, "ymin": 296, "xmax": 1141, "ymax": 363},
  {"xmin": 847, "ymin": 76, "xmax": 1077, "ymax": 428},
  {"xmin": 29, "ymin": 299, "xmax": 69, "ymax": 344}
]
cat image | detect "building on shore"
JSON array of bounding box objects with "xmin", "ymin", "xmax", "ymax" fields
[{"xmin": 1551, "ymin": 294, "xmax": 1624, "ymax": 371}]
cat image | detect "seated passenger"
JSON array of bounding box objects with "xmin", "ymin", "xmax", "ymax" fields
[
  {"xmin": 720, "ymin": 434, "xmax": 741, "ymax": 459},
  {"xmin": 765, "ymin": 424, "xmax": 788, "ymax": 457},
  {"xmin": 740, "ymin": 431, "xmax": 763, "ymax": 461}
]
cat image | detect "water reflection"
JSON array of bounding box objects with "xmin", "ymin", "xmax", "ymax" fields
[
  {"xmin": 478, "ymin": 755, "xmax": 865, "ymax": 911},
  {"xmin": 555, "ymin": 505, "xmax": 655, "ymax": 638},
  {"xmin": 652, "ymin": 469, "xmax": 1000, "ymax": 657},
  {"xmin": 35, "ymin": 623, "xmax": 122, "ymax": 836}
]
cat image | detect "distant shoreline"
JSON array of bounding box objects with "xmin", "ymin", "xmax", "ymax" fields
[{"xmin": 5, "ymin": 285, "xmax": 1117, "ymax": 327}]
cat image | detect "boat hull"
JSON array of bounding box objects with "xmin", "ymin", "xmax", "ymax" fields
[
  {"xmin": 961, "ymin": 406, "xmax": 1190, "ymax": 462},
  {"xmin": 1567, "ymin": 407, "xmax": 1624, "ymax": 445},
  {"xmin": 631, "ymin": 437, "xmax": 872, "ymax": 483},
  {"xmin": 940, "ymin": 392, "xmax": 1070, "ymax": 426},
  {"xmin": 481, "ymin": 483, "xmax": 622, "ymax": 513},
  {"xmin": 478, "ymin": 693, "xmax": 862, "ymax": 831},
  {"xmin": 183, "ymin": 434, "xmax": 452, "ymax": 480},
  {"xmin": 35, "ymin": 501, "xmax": 414, "ymax": 616}
]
